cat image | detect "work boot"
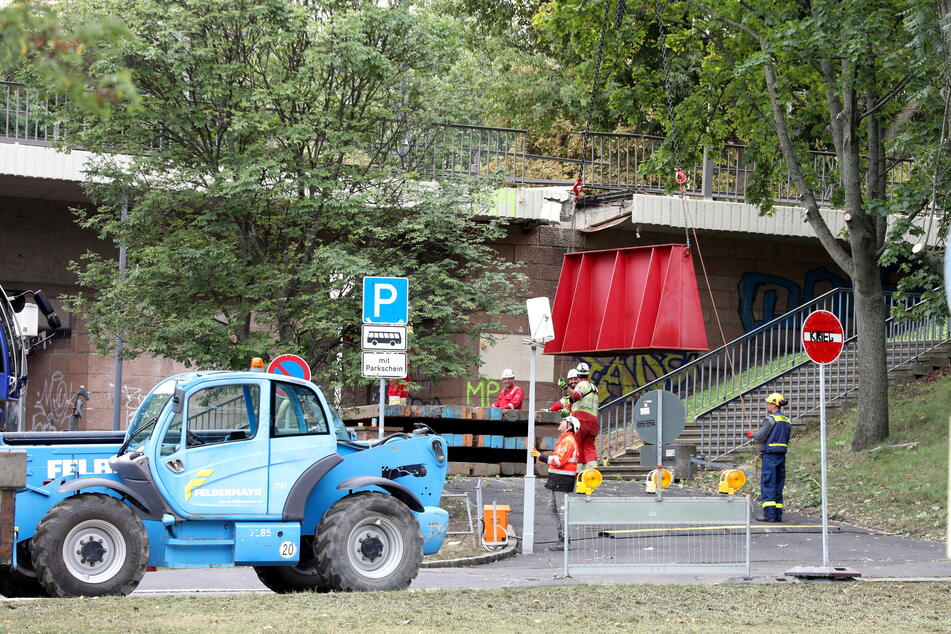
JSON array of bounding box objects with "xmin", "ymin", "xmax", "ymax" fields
[{"xmin": 755, "ymin": 515, "xmax": 774, "ymax": 522}]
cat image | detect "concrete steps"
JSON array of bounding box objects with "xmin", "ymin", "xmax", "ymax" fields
[{"xmin": 601, "ymin": 341, "xmax": 951, "ymax": 479}]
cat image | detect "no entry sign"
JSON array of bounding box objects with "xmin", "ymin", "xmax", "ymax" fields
[
  {"xmin": 801, "ymin": 310, "xmax": 844, "ymax": 364},
  {"xmin": 267, "ymin": 354, "xmax": 312, "ymax": 381}
]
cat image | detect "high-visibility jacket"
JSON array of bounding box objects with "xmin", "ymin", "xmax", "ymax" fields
[
  {"xmin": 546, "ymin": 431, "xmax": 579, "ymax": 476},
  {"xmin": 492, "ymin": 384, "xmax": 523, "ymax": 410},
  {"xmin": 549, "ymin": 396, "xmax": 572, "ymax": 413},
  {"xmin": 756, "ymin": 413, "xmax": 791, "ymax": 454},
  {"xmin": 569, "ymin": 379, "xmax": 598, "ymax": 418}
]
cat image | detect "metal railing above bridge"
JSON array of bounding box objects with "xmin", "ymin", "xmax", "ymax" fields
[{"xmin": 2, "ymin": 81, "xmax": 914, "ymax": 207}]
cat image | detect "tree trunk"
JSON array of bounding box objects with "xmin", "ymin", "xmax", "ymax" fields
[{"xmin": 850, "ymin": 244, "xmax": 890, "ymax": 450}]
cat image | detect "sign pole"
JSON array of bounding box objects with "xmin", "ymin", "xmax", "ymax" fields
[
  {"xmin": 786, "ymin": 309, "xmax": 859, "ymax": 579},
  {"xmin": 522, "ymin": 340, "xmax": 538, "ymax": 554},
  {"xmin": 379, "ymin": 378, "xmax": 386, "ymax": 441},
  {"xmin": 656, "ymin": 395, "xmax": 664, "ymax": 502},
  {"xmin": 819, "ymin": 362, "xmax": 830, "ymax": 567}
]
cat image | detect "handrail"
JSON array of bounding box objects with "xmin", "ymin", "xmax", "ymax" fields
[
  {"xmin": 598, "ymin": 285, "xmax": 849, "ymax": 409},
  {"xmin": 596, "ymin": 285, "xmax": 949, "ymax": 462}
]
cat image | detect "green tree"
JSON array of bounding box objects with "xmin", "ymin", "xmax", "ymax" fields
[
  {"xmin": 67, "ymin": 0, "xmax": 525, "ymax": 391},
  {"xmin": 0, "ymin": 0, "xmax": 136, "ymax": 113},
  {"xmin": 530, "ymin": 0, "xmax": 951, "ymax": 450}
]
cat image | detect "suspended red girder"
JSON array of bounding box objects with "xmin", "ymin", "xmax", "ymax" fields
[{"xmin": 543, "ymin": 244, "xmax": 709, "ymax": 356}]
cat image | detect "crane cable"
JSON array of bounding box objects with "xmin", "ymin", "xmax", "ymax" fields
[
  {"xmin": 577, "ymin": 0, "xmax": 627, "ymax": 199},
  {"xmin": 653, "ymin": 0, "xmax": 751, "ymax": 432}
]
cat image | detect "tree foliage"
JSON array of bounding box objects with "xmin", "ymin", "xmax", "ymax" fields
[
  {"xmin": 0, "ymin": 0, "xmax": 137, "ymax": 113},
  {"xmin": 67, "ymin": 0, "xmax": 525, "ymax": 389},
  {"xmin": 455, "ymin": 0, "xmax": 951, "ymax": 449}
]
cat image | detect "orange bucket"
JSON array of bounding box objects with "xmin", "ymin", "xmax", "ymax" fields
[{"xmin": 482, "ymin": 504, "xmax": 511, "ymax": 544}]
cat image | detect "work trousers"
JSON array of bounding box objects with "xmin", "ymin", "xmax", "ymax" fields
[
  {"xmin": 760, "ymin": 452, "xmax": 786, "ymax": 520},
  {"xmin": 573, "ymin": 413, "xmax": 600, "ymax": 468},
  {"xmin": 548, "ymin": 490, "xmax": 567, "ymax": 542}
]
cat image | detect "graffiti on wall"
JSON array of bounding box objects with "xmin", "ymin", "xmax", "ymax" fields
[
  {"xmin": 27, "ymin": 371, "xmax": 146, "ymax": 431},
  {"xmin": 463, "ymin": 351, "xmax": 697, "ymax": 407},
  {"xmin": 109, "ymin": 381, "xmax": 145, "ymax": 426},
  {"xmin": 582, "ymin": 352, "xmax": 698, "ymax": 403},
  {"xmin": 738, "ymin": 267, "xmax": 848, "ymax": 331},
  {"xmin": 31, "ymin": 370, "xmax": 73, "ymax": 431},
  {"xmin": 466, "ymin": 379, "xmax": 501, "ymax": 408}
]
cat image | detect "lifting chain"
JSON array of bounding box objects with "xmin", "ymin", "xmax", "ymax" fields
[
  {"xmin": 653, "ymin": 0, "xmax": 690, "ymax": 247},
  {"xmin": 578, "ymin": 0, "xmax": 627, "ymax": 198}
]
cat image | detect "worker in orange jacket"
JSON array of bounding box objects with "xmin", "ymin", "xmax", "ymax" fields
[
  {"xmin": 531, "ymin": 415, "xmax": 580, "ymax": 550},
  {"xmin": 566, "ymin": 362, "xmax": 599, "ymax": 469}
]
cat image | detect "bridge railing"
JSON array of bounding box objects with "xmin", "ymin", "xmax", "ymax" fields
[{"xmin": 1, "ymin": 81, "xmax": 915, "ymax": 206}]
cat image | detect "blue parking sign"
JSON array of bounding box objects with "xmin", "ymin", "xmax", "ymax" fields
[{"xmin": 363, "ymin": 277, "xmax": 409, "ymax": 324}]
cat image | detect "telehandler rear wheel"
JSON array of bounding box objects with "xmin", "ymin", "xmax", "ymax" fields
[
  {"xmin": 253, "ymin": 536, "xmax": 331, "ymax": 593},
  {"xmin": 32, "ymin": 493, "xmax": 148, "ymax": 597},
  {"xmin": 316, "ymin": 492, "xmax": 422, "ymax": 592}
]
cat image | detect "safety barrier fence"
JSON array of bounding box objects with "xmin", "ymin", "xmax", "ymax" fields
[
  {"xmin": 597, "ymin": 287, "xmax": 950, "ymax": 463},
  {"xmin": 1, "ymin": 81, "xmax": 914, "ymax": 206},
  {"xmin": 562, "ymin": 495, "xmax": 750, "ymax": 576}
]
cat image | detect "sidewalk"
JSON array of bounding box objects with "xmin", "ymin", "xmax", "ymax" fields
[
  {"xmin": 134, "ymin": 475, "xmax": 950, "ymax": 595},
  {"xmin": 440, "ymin": 476, "xmax": 951, "ymax": 584}
]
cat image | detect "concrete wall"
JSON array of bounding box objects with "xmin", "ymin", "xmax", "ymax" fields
[
  {"xmin": 1, "ymin": 194, "xmax": 187, "ymax": 431},
  {"xmin": 3, "ymin": 192, "xmax": 857, "ymax": 427},
  {"xmin": 410, "ymin": 223, "xmax": 851, "ymax": 409}
]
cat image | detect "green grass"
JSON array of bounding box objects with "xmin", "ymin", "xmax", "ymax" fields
[
  {"xmin": 2, "ymin": 584, "xmax": 949, "ymax": 632},
  {"xmin": 694, "ymin": 368, "xmax": 950, "ymax": 540}
]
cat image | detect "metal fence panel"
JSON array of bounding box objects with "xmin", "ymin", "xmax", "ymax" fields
[{"xmin": 563, "ymin": 495, "xmax": 750, "ymax": 576}]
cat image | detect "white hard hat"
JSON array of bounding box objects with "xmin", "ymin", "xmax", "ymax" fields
[
  {"xmin": 566, "ymin": 369, "xmax": 578, "ymax": 379},
  {"xmin": 564, "ymin": 415, "xmax": 581, "ymax": 432},
  {"xmin": 501, "ymin": 368, "xmax": 515, "ymax": 379},
  {"xmin": 575, "ymin": 362, "xmax": 590, "ymax": 376}
]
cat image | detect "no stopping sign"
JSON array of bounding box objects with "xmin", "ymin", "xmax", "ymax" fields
[{"xmin": 801, "ymin": 310, "xmax": 844, "ymax": 364}]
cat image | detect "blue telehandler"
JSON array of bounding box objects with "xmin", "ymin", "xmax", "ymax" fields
[{"xmin": 0, "ymin": 365, "xmax": 449, "ymax": 597}]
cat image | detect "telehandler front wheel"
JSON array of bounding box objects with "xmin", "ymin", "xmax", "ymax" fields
[
  {"xmin": 253, "ymin": 537, "xmax": 332, "ymax": 593},
  {"xmin": 316, "ymin": 492, "xmax": 422, "ymax": 592},
  {"xmin": 32, "ymin": 493, "xmax": 149, "ymax": 597}
]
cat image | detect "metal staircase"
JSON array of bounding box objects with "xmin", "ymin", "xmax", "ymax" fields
[{"xmin": 597, "ymin": 288, "xmax": 951, "ymax": 477}]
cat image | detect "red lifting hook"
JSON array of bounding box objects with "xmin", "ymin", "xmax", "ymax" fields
[{"xmin": 675, "ymin": 168, "xmax": 687, "ymax": 185}]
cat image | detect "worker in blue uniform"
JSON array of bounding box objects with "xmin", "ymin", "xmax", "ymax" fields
[{"xmin": 746, "ymin": 392, "xmax": 792, "ymax": 522}]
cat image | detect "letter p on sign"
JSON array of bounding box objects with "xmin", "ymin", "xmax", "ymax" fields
[{"xmin": 363, "ymin": 277, "xmax": 409, "ymax": 324}]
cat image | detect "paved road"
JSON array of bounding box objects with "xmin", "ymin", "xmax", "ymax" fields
[{"xmin": 133, "ymin": 477, "xmax": 951, "ymax": 595}]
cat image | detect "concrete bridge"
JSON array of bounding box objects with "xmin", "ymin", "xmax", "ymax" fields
[{"xmin": 0, "ymin": 80, "xmax": 937, "ymax": 432}]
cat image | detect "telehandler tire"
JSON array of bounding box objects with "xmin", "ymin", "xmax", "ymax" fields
[
  {"xmin": 316, "ymin": 492, "xmax": 422, "ymax": 592},
  {"xmin": 253, "ymin": 536, "xmax": 331, "ymax": 593},
  {"xmin": 32, "ymin": 493, "xmax": 148, "ymax": 597}
]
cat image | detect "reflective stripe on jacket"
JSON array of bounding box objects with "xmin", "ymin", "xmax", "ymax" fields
[
  {"xmin": 569, "ymin": 379, "xmax": 598, "ymax": 417},
  {"xmin": 762, "ymin": 414, "xmax": 791, "ymax": 454},
  {"xmin": 547, "ymin": 431, "xmax": 579, "ymax": 475}
]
